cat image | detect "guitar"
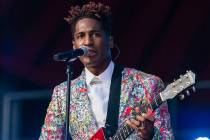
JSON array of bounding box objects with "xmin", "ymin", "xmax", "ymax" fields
[{"xmin": 90, "ymin": 70, "xmax": 196, "ymax": 140}]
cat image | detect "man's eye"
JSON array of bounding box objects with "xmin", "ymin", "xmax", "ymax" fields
[
  {"xmin": 76, "ymin": 34, "xmax": 84, "ymax": 39},
  {"xmin": 91, "ymin": 32, "xmax": 101, "ymax": 38}
]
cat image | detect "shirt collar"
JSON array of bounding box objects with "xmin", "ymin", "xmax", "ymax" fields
[{"xmin": 85, "ymin": 61, "xmax": 114, "ymax": 85}]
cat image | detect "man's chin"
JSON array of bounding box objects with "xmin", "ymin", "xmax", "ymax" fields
[
  {"xmin": 81, "ymin": 57, "xmax": 98, "ymax": 67},
  {"xmin": 83, "ymin": 62, "xmax": 98, "ymax": 68}
]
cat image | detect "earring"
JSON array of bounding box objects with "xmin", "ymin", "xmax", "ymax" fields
[{"xmin": 113, "ymin": 44, "xmax": 120, "ymax": 61}]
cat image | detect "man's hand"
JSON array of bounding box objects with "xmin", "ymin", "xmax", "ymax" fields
[{"xmin": 126, "ymin": 107, "xmax": 155, "ymax": 140}]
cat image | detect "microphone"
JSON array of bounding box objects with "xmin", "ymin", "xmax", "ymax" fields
[{"xmin": 53, "ymin": 46, "xmax": 89, "ymax": 61}]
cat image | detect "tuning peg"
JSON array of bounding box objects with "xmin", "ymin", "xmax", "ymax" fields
[
  {"xmin": 192, "ymin": 86, "xmax": 196, "ymax": 92},
  {"xmin": 186, "ymin": 82, "xmax": 191, "ymax": 86},
  {"xmin": 179, "ymin": 94, "xmax": 185, "ymax": 100},
  {"xmin": 172, "ymin": 80, "xmax": 176, "ymax": 87},
  {"xmin": 185, "ymin": 90, "xmax": 190, "ymax": 96},
  {"xmin": 180, "ymin": 86, "xmax": 184, "ymax": 90}
]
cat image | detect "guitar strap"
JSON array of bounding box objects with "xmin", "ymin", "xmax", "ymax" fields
[{"xmin": 105, "ymin": 64, "xmax": 124, "ymax": 138}]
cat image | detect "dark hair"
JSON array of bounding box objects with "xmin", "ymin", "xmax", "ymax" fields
[{"xmin": 64, "ymin": 1, "xmax": 112, "ymax": 36}]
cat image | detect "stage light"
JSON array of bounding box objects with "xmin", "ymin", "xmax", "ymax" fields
[{"xmin": 195, "ymin": 137, "xmax": 210, "ymax": 140}]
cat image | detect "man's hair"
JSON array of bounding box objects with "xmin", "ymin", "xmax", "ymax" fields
[{"xmin": 64, "ymin": 1, "xmax": 112, "ymax": 36}]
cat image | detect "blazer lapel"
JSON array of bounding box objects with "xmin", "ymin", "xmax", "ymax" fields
[
  {"xmin": 118, "ymin": 68, "xmax": 137, "ymax": 123},
  {"xmin": 70, "ymin": 71, "xmax": 98, "ymax": 139}
]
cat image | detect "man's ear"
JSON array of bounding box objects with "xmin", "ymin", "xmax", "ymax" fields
[
  {"xmin": 72, "ymin": 40, "xmax": 76, "ymax": 49},
  {"xmin": 109, "ymin": 36, "xmax": 114, "ymax": 49}
]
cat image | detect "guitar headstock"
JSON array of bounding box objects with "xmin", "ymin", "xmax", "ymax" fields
[{"xmin": 160, "ymin": 70, "xmax": 196, "ymax": 102}]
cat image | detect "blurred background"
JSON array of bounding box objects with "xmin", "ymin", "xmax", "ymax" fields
[{"xmin": 1, "ymin": 0, "xmax": 210, "ymax": 139}]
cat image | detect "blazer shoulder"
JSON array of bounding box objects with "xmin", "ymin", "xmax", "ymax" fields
[
  {"xmin": 123, "ymin": 67, "xmax": 160, "ymax": 79},
  {"xmin": 123, "ymin": 67, "xmax": 164, "ymax": 87},
  {"xmin": 54, "ymin": 70, "xmax": 84, "ymax": 92}
]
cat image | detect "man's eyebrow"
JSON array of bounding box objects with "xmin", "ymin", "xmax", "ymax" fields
[
  {"xmin": 75, "ymin": 29, "xmax": 103, "ymax": 35},
  {"xmin": 75, "ymin": 32, "xmax": 83, "ymax": 35},
  {"xmin": 89, "ymin": 29, "xmax": 103, "ymax": 33},
  {"xmin": 74, "ymin": 32, "xmax": 85, "ymax": 36}
]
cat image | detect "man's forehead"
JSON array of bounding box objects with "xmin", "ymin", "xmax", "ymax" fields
[{"xmin": 74, "ymin": 18, "xmax": 103, "ymax": 33}]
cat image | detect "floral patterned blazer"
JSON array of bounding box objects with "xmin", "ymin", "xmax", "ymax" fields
[{"xmin": 39, "ymin": 67, "xmax": 174, "ymax": 140}]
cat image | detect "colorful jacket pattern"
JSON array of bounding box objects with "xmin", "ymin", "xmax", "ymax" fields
[{"xmin": 39, "ymin": 68, "xmax": 174, "ymax": 140}]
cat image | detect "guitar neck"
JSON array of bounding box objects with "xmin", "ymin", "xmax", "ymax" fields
[{"xmin": 110, "ymin": 94, "xmax": 163, "ymax": 140}]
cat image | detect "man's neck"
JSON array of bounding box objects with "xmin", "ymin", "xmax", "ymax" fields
[{"xmin": 86, "ymin": 59, "xmax": 112, "ymax": 76}]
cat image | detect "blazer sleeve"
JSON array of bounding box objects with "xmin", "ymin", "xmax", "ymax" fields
[
  {"xmin": 150, "ymin": 76, "xmax": 174, "ymax": 140},
  {"xmin": 39, "ymin": 84, "xmax": 65, "ymax": 140}
]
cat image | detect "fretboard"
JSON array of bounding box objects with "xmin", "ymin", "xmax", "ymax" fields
[{"xmin": 109, "ymin": 93, "xmax": 163, "ymax": 140}]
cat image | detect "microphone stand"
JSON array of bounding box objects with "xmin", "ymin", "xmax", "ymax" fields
[
  {"xmin": 53, "ymin": 47, "xmax": 88, "ymax": 140},
  {"xmin": 65, "ymin": 60, "xmax": 73, "ymax": 140}
]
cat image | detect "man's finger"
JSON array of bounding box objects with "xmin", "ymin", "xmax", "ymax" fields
[
  {"xmin": 136, "ymin": 115, "xmax": 145, "ymax": 122},
  {"xmin": 135, "ymin": 107, "xmax": 140, "ymax": 113},
  {"xmin": 143, "ymin": 114, "xmax": 155, "ymax": 122},
  {"xmin": 126, "ymin": 119, "xmax": 138, "ymax": 129}
]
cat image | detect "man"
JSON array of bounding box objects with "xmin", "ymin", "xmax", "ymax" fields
[{"xmin": 39, "ymin": 2, "xmax": 174, "ymax": 140}]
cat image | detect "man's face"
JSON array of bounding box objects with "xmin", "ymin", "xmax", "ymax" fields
[{"xmin": 73, "ymin": 18, "xmax": 112, "ymax": 68}]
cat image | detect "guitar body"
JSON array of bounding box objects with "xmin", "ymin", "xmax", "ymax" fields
[{"xmin": 90, "ymin": 127, "xmax": 106, "ymax": 140}]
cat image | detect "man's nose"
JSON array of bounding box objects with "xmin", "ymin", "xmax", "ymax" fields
[{"xmin": 83, "ymin": 35, "xmax": 93, "ymax": 46}]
